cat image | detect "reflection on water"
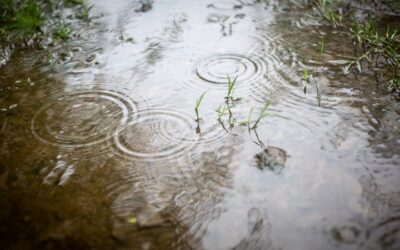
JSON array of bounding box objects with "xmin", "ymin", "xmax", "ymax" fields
[{"xmin": 0, "ymin": 0, "xmax": 399, "ymax": 249}]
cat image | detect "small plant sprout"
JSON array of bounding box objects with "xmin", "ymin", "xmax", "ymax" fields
[
  {"xmin": 215, "ymin": 104, "xmax": 231, "ymax": 133},
  {"xmin": 54, "ymin": 23, "xmax": 71, "ymax": 40},
  {"xmin": 195, "ymin": 91, "xmax": 207, "ymax": 122},
  {"xmin": 226, "ymin": 75, "xmax": 238, "ymax": 102},
  {"xmin": 77, "ymin": 5, "xmax": 93, "ymax": 21},
  {"xmin": 216, "ymin": 104, "xmax": 228, "ymax": 120},
  {"xmin": 303, "ymin": 68, "xmax": 309, "ymax": 82},
  {"xmin": 389, "ymin": 76, "xmax": 400, "ymax": 92},
  {"xmin": 317, "ymin": 0, "xmax": 343, "ymax": 27},
  {"xmin": 240, "ymin": 108, "xmax": 253, "ymax": 126},
  {"xmin": 347, "ymin": 19, "xmax": 400, "ymax": 91},
  {"xmin": 252, "ymin": 100, "xmax": 272, "ymax": 129},
  {"xmin": 225, "ymin": 75, "xmax": 239, "ymax": 127}
]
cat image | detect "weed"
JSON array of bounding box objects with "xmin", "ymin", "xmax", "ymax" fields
[
  {"xmin": 225, "ymin": 75, "xmax": 239, "ymax": 108},
  {"xmin": 347, "ymin": 19, "xmax": 400, "ymax": 91},
  {"xmin": 0, "ymin": 0, "xmax": 89, "ymax": 45},
  {"xmin": 240, "ymin": 107, "xmax": 253, "ymax": 126},
  {"xmin": 252, "ymin": 101, "xmax": 272, "ymax": 129},
  {"xmin": 316, "ymin": 0, "xmax": 343, "ymax": 27},
  {"xmin": 389, "ymin": 76, "xmax": 400, "ymax": 91},
  {"xmin": 312, "ymin": 0, "xmax": 400, "ymax": 92},
  {"xmin": 77, "ymin": 5, "xmax": 93, "ymax": 21},
  {"xmin": 67, "ymin": 0, "xmax": 86, "ymax": 4},
  {"xmin": 195, "ymin": 91, "xmax": 207, "ymax": 122},
  {"xmin": 53, "ymin": 23, "xmax": 71, "ymax": 40},
  {"xmin": 224, "ymin": 75, "xmax": 239, "ymax": 127},
  {"xmin": 2, "ymin": 0, "xmax": 43, "ymax": 38},
  {"xmin": 216, "ymin": 104, "xmax": 228, "ymax": 120}
]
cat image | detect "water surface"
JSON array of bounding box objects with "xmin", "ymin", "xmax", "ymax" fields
[{"xmin": 0, "ymin": 0, "xmax": 399, "ymax": 249}]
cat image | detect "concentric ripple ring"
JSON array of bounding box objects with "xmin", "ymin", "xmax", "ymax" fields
[
  {"xmin": 31, "ymin": 90, "xmax": 136, "ymax": 147},
  {"xmin": 194, "ymin": 53, "xmax": 266, "ymax": 88},
  {"xmin": 113, "ymin": 110, "xmax": 199, "ymax": 161}
]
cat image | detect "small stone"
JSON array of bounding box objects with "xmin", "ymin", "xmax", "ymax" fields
[
  {"xmin": 137, "ymin": 205, "xmax": 167, "ymax": 227},
  {"xmin": 8, "ymin": 104, "xmax": 18, "ymax": 110},
  {"xmin": 254, "ymin": 146, "xmax": 287, "ymax": 172}
]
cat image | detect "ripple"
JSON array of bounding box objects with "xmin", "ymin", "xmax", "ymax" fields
[
  {"xmin": 112, "ymin": 109, "xmax": 235, "ymax": 161},
  {"xmin": 368, "ymin": 214, "xmax": 400, "ymax": 248},
  {"xmin": 192, "ymin": 53, "xmax": 267, "ymax": 90},
  {"xmin": 32, "ymin": 90, "xmax": 136, "ymax": 148},
  {"xmin": 113, "ymin": 109, "xmax": 197, "ymax": 161}
]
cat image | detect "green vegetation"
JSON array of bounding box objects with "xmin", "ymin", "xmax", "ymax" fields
[
  {"xmin": 76, "ymin": 4, "xmax": 93, "ymax": 21},
  {"xmin": 239, "ymin": 107, "xmax": 253, "ymax": 126},
  {"xmin": 0, "ymin": 0, "xmax": 90, "ymax": 44},
  {"xmin": 10, "ymin": 0, "xmax": 43, "ymax": 32},
  {"xmin": 226, "ymin": 75, "xmax": 237, "ymax": 102},
  {"xmin": 315, "ymin": 0, "xmax": 344, "ymax": 27},
  {"xmin": 193, "ymin": 75, "xmax": 272, "ymax": 144},
  {"xmin": 194, "ymin": 91, "xmax": 207, "ymax": 122},
  {"xmin": 251, "ymin": 101, "xmax": 272, "ymax": 129},
  {"xmin": 0, "ymin": 0, "xmax": 43, "ymax": 40},
  {"xmin": 205, "ymin": 76, "xmax": 272, "ymax": 145},
  {"xmin": 216, "ymin": 103, "xmax": 228, "ymax": 120},
  {"xmin": 348, "ymin": 19, "xmax": 400, "ymax": 91},
  {"xmin": 225, "ymin": 75, "xmax": 238, "ymax": 126},
  {"xmin": 312, "ymin": 0, "xmax": 400, "ymax": 92},
  {"xmin": 53, "ymin": 23, "xmax": 72, "ymax": 40}
]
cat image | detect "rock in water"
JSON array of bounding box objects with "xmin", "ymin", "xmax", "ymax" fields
[
  {"xmin": 137, "ymin": 205, "xmax": 167, "ymax": 228},
  {"xmin": 254, "ymin": 146, "xmax": 287, "ymax": 172}
]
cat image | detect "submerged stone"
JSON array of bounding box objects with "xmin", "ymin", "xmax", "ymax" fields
[
  {"xmin": 254, "ymin": 146, "xmax": 287, "ymax": 172},
  {"xmin": 137, "ymin": 205, "xmax": 168, "ymax": 228},
  {"xmin": 135, "ymin": 0, "xmax": 153, "ymax": 13}
]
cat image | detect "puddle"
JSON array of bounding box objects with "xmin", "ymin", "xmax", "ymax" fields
[{"xmin": 0, "ymin": 0, "xmax": 399, "ymax": 249}]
